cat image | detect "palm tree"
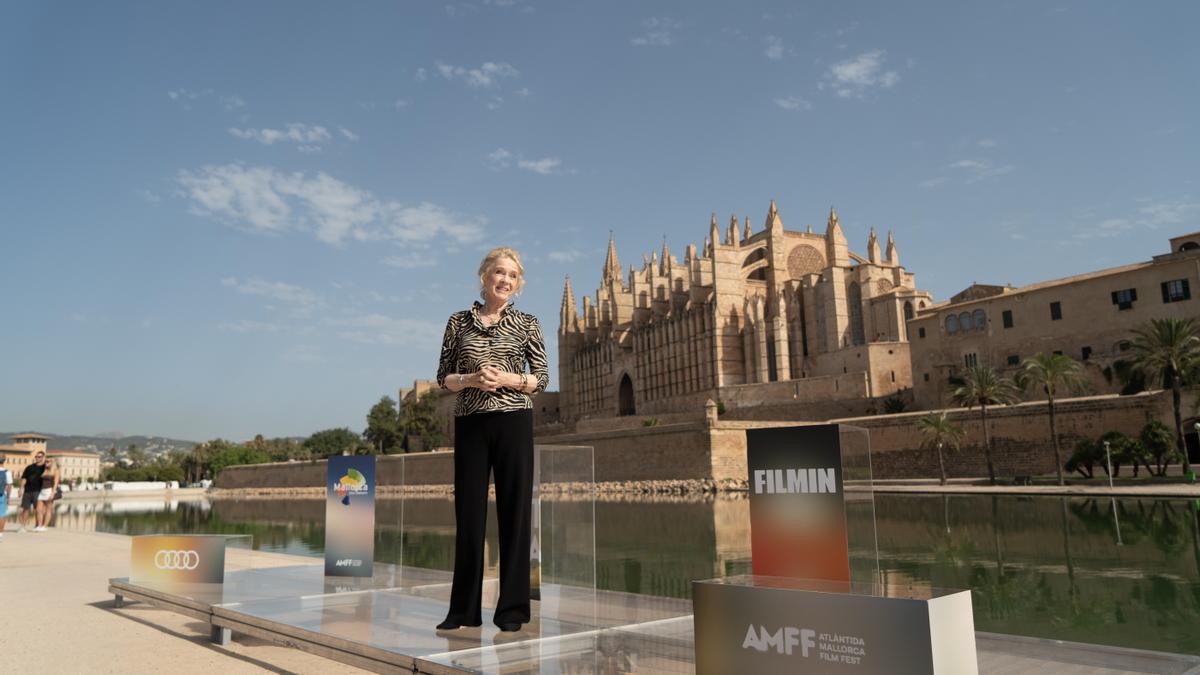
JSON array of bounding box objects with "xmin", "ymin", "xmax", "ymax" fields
[
  {"xmin": 1020, "ymin": 353, "xmax": 1088, "ymax": 486},
  {"xmin": 918, "ymin": 411, "xmax": 966, "ymax": 486},
  {"xmin": 952, "ymin": 365, "xmax": 1021, "ymax": 485},
  {"xmin": 1129, "ymin": 317, "xmax": 1200, "ymax": 476}
]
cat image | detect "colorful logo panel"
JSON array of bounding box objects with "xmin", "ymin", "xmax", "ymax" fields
[{"xmin": 325, "ymin": 455, "xmax": 376, "ymax": 577}]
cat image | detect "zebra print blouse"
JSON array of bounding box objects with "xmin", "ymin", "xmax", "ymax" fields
[{"xmin": 436, "ymin": 301, "xmax": 550, "ymax": 417}]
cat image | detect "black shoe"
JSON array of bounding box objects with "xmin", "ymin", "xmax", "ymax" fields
[
  {"xmin": 437, "ymin": 618, "xmax": 481, "ymax": 630},
  {"xmin": 496, "ymin": 622, "xmax": 522, "ymax": 632}
]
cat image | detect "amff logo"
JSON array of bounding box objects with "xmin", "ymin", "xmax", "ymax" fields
[
  {"xmin": 334, "ymin": 559, "xmax": 363, "ymax": 567},
  {"xmin": 743, "ymin": 624, "xmax": 816, "ymax": 656},
  {"xmin": 753, "ymin": 468, "xmax": 838, "ymax": 494}
]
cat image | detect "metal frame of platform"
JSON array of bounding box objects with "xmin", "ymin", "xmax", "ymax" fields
[{"xmin": 110, "ymin": 566, "xmax": 1200, "ymax": 675}]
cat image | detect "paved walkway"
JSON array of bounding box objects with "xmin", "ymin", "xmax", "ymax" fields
[{"xmin": 0, "ymin": 527, "xmax": 371, "ymax": 674}]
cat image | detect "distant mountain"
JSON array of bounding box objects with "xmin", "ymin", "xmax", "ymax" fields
[{"xmin": 0, "ymin": 432, "xmax": 198, "ymax": 459}]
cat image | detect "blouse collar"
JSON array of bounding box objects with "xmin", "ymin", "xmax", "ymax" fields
[{"xmin": 471, "ymin": 301, "xmax": 512, "ymax": 327}]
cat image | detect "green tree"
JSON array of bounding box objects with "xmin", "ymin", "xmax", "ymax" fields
[
  {"xmin": 125, "ymin": 443, "xmax": 147, "ymax": 467},
  {"xmin": 365, "ymin": 396, "xmax": 402, "ymax": 454},
  {"xmin": 952, "ymin": 365, "xmax": 1021, "ymax": 485},
  {"xmin": 1019, "ymin": 352, "xmax": 1088, "ymax": 486},
  {"xmin": 1129, "ymin": 317, "xmax": 1200, "ymax": 476},
  {"xmin": 303, "ymin": 428, "xmax": 368, "ymax": 458},
  {"xmin": 1140, "ymin": 419, "xmax": 1178, "ymax": 477},
  {"xmin": 207, "ymin": 444, "xmax": 271, "ymax": 476},
  {"xmin": 400, "ymin": 390, "xmax": 443, "ymax": 452},
  {"xmin": 1065, "ymin": 438, "xmax": 1101, "ymax": 478},
  {"xmin": 917, "ymin": 411, "xmax": 966, "ymax": 486}
]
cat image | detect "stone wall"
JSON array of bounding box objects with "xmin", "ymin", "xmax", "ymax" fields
[
  {"xmin": 833, "ymin": 390, "xmax": 1190, "ymax": 479},
  {"xmin": 215, "ymin": 389, "xmax": 1195, "ymax": 489}
]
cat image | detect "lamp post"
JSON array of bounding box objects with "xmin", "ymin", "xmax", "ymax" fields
[{"xmin": 1103, "ymin": 440, "xmax": 1115, "ymax": 490}]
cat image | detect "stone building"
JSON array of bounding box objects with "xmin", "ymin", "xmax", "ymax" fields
[
  {"xmin": 909, "ymin": 232, "xmax": 1200, "ymax": 408},
  {"xmin": 48, "ymin": 449, "xmax": 102, "ymax": 482},
  {"xmin": 558, "ymin": 201, "xmax": 932, "ymax": 423},
  {"xmin": 0, "ymin": 432, "xmax": 49, "ymax": 476}
]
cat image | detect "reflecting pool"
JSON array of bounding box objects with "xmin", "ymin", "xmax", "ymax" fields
[{"xmin": 48, "ymin": 492, "xmax": 1200, "ymax": 655}]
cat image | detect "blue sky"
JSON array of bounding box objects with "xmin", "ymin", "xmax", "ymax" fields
[{"xmin": 2, "ymin": 1, "xmax": 1197, "ymax": 441}]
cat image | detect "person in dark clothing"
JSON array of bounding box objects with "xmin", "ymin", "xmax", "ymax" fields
[
  {"xmin": 19, "ymin": 451, "xmax": 46, "ymax": 533},
  {"xmin": 434, "ymin": 247, "xmax": 549, "ymax": 633}
]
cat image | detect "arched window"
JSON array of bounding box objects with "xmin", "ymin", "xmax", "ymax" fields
[
  {"xmin": 618, "ymin": 374, "xmax": 635, "ymax": 416},
  {"xmin": 848, "ymin": 282, "xmax": 865, "ymax": 345},
  {"xmin": 1180, "ymin": 241, "xmax": 1200, "ymax": 252},
  {"xmin": 958, "ymin": 311, "xmax": 973, "ymax": 331},
  {"xmin": 904, "ymin": 302, "xmax": 914, "ymax": 321},
  {"xmin": 972, "ymin": 309, "xmax": 986, "ymax": 330},
  {"xmin": 946, "ymin": 315, "xmax": 959, "ymax": 334}
]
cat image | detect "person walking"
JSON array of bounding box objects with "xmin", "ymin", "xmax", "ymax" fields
[
  {"xmin": 0, "ymin": 454, "xmax": 11, "ymax": 541},
  {"xmin": 18, "ymin": 450, "xmax": 46, "ymax": 533},
  {"xmin": 434, "ymin": 246, "xmax": 549, "ymax": 633},
  {"xmin": 36, "ymin": 457, "xmax": 60, "ymax": 531}
]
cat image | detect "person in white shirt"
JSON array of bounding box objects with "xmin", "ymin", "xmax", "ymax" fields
[{"xmin": 0, "ymin": 454, "xmax": 11, "ymax": 541}]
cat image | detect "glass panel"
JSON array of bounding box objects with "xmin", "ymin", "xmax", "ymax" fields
[{"xmin": 838, "ymin": 425, "xmax": 879, "ymax": 587}]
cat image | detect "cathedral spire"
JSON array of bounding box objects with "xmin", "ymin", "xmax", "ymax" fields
[
  {"xmin": 660, "ymin": 237, "xmax": 670, "ymax": 275},
  {"xmin": 766, "ymin": 199, "xmax": 783, "ymax": 231},
  {"xmin": 709, "ymin": 213, "xmax": 720, "ymax": 251},
  {"xmin": 602, "ymin": 231, "xmax": 621, "ymax": 285},
  {"xmin": 726, "ymin": 214, "xmax": 739, "ymax": 247},
  {"xmin": 825, "ymin": 205, "xmax": 848, "ymax": 266},
  {"xmin": 867, "ymin": 227, "xmax": 881, "ymax": 264},
  {"xmin": 743, "ymin": 215, "xmax": 752, "ymax": 241},
  {"xmin": 885, "ymin": 230, "xmax": 899, "ymax": 266},
  {"xmin": 559, "ymin": 275, "xmax": 578, "ymax": 333}
]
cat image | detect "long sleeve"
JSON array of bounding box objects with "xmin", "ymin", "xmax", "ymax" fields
[
  {"xmin": 436, "ymin": 313, "xmax": 461, "ymax": 389},
  {"xmin": 525, "ymin": 316, "xmax": 550, "ymax": 394}
]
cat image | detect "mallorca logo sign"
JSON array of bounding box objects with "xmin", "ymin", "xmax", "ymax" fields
[{"xmin": 336, "ymin": 468, "xmax": 369, "ymax": 505}]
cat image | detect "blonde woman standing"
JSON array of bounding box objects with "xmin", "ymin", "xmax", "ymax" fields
[
  {"xmin": 435, "ymin": 247, "xmax": 548, "ymax": 633},
  {"xmin": 35, "ymin": 457, "xmax": 60, "ymax": 531}
]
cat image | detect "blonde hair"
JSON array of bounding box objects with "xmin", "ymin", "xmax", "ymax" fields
[{"xmin": 478, "ymin": 247, "xmax": 526, "ymax": 299}]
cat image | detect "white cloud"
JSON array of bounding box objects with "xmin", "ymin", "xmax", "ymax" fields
[
  {"xmin": 338, "ymin": 127, "xmax": 360, "ymax": 142},
  {"xmin": 281, "ymin": 344, "xmax": 324, "ymax": 363},
  {"xmin": 822, "ymin": 50, "xmax": 900, "ymax": 98},
  {"xmin": 486, "ymin": 148, "xmax": 572, "ymax": 175},
  {"xmin": 486, "ymin": 148, "xmax": 514, "ymax": 170},
  {"xmin": 415, "ymin": 68, "xmax": 427, "ymax": 82},
  {"xmin": 139, "ymin": 189, "xmax": 162, "ymax": 204},
  {"xmin": 219, "ymin": 319, "xmax": 284, "ymax": 333},
  {"xmin": 947, "ymin": 159, "xmax": 1014, "ymax": 182},
  {"xmin": 220, "ymin": 95, "xmax": 246, "ymax": 110},
  {"xmin": 774, "ymin": 96, "xmax": 812, "ymax": 111},
  {"xmin": 382, "ymin": 253, "xmax": 437, "ymax": 269},
  {"xmin": 394, "ymin": 98, "xmax": 412, "ymax": 110},
  {"xmin": 221, "ymin": 277, "xmax": 320, "ymax": 309},
  {"xmin": 327, "ymin": 313, "xmax": 443, "ymax": 346},
  {"xmin": 179, "ymin": 164, "xmax": 488, "ymax": 245},
  {"xmin": 1136, "ymin": 198, "xmax": 1200, "ymax": 227},
  {"xmin": 518, "ymin": 157, "xmax": 563, "ymax": 174},
  {"xmin": 918, "ymin": 177, "xmax": 948, "ymax": 189},
  {"xmin": 435, "ymin": 61, "xmax": 520, "ymax": 88},
  {"xmin": 632, "ymin": 17, "xmax": 680, "ymax": 47},
  {"xmin": 548, "ymin": 249, "xmax": 584, "ymax": 263},
  {"xmin": 487, "ymin": 97, "xmax": 504, "ymax": 110},
  {"xmin": 977, "ymin": 138, "xmax": 998, "ymax": 148},
  {"xmin": 229, "ymin": 123, "xmax": 334, "ymax": 147},
  {"xmin": 763, "ymin": 35, "xmax": 785, "ymax": 60},
  {"xmin": 516, "ymin": 88, "xmax": 531, "ymax": 97}
]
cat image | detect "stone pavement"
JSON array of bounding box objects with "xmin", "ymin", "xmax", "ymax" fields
[{"xmin": 0, "ymin": 527, "xmax": 372, "ymax": 674}]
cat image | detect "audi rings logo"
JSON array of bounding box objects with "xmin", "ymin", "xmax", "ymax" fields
[{"xmin": 154, "ymin": 549, "xmax": 200, "ymax": 571}]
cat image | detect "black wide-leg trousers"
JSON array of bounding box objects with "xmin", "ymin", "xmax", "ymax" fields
[{"xmin": 445, "ymin": 409, "xmax": 534, "ymax": 627}]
